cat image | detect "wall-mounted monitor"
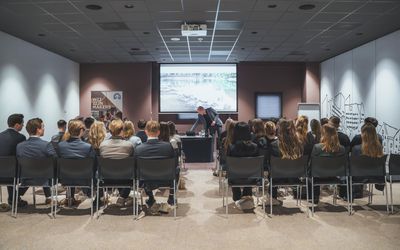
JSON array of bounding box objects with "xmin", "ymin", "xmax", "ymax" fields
[
  {"xmin": 255, "ymin": 93, "xmax": 282, "ymax": 119},
  {"xmin": 160, "ymin": 64, "xmax": 237, "ymax": 113}
]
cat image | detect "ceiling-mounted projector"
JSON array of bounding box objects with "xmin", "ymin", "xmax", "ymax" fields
[{"xmin": 181, "ymin": 24, "xmax": 207, "ymax": 37}]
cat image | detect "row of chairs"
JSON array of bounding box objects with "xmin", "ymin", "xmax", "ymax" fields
[
  {"xmin": 222, "ymin": 154, "xmax": 400, "ymax": 217},
  {"xmin": 0, "ymin": 156, "xmax": 178, "ymax": 219}
]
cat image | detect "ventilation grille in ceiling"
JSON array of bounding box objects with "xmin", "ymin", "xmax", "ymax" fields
[{"xmin": 96, "ymin": 22, "xmax": 130, "ymax": 31}]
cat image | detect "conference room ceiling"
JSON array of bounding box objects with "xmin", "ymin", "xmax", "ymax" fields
[{"xmin": 0, "ymin": 0, "xmax": 400, "ymax": 63}]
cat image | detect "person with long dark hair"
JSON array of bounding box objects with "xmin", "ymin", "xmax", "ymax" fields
[{"xmin": 227, "ymin": 122, "xmax": 260, "ymax": 210}]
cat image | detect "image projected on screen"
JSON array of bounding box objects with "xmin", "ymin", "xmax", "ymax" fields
[{"xmin": 160, "ymin": 64, "xmax": 237, "ymax": 112}]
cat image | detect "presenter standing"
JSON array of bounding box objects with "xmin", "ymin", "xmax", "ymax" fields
[{"xmin": 190, "ymin": 106, "xmax": 223, "ymax": 138}]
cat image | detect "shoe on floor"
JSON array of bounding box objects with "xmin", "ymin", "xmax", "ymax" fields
[
  {"xmin": 265, "ymin": 198, "xmax": 282, "ymax": 206},
  {"xmin": 240, "ymin": 196, "xmax": 255, "ymax": 210},
  {"xmin": 125, "ymin": 197, "xmax": 134, "ymax": 206},
  {"xmin": 167, "ymin": 197, "xmax": 176, "ymax": 206},
  {"xmin": 59, "ymin": 198, "xmax": 81, "ymax": 207},
  {"xmin": 115, "ymin": 197, "xmax": 125, "ymax": 207},
  {"xmin": 145, "ymin": 198, "xmax": 156, "ymax": 208},
  {"xmin": 158, "ymin": 203, "xmax": 171, "ymax": 214},
  {"xmin": 234, "ymin": 200, "xmax": 243, "ymax": 210},
  {"xmin": 0, "ymin": 203, "xmax": 10, "ymax": 212}
]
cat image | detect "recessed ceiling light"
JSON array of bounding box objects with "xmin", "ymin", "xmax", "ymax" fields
[
  {"xmin": 130, "ymin": 48, "xmax": 140, "ymax": 51},
  {"xmin": 155, "ymin": 48, "xmax": 159, "ymax": 50},
  {"xmin": 260, "ymin": 47, "xmax": 270, "ymax": 51},
  {"xmin": 124, "ymin": 4, "xmax": 134, "ymax": 9},
  {"xmin": 325, "ymin": 48, "xmax": 331, "ymax": 51},
  {"xmin": 170, "ymin": 37, "xmax": 180, "ymax": 41},
  {"xmin": 37, "ymin": 33, "xmax": 46, "ymax": 37},
  {"xmin": 268, "ymin": 4, "xmax": 277, "ymax": 8},
  {"xmin": 241, "ymin": 48, "xmax": 245, "ymax": 50},
  {"xmin": 86, "ymin": 4, "xmax": 102, "ymax": 10},
  {"xmin": 143, "ymin": 31, "xmax": 150, "ymax": 35},
  {"xmin": 251, "ymin": 31, "xmax": 258, "ymax": 34},
  {"xmin": 356, "ymin": 32, "xmax": 363, "ymax": 36},
  {"xmin": 299, "ymin": 4, "xmax": 315, "ymax": 10}
]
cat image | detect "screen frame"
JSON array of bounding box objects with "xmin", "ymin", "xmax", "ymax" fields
[
  {"xmin": 255, "ymin": 92, "xmax": 283, "ymax": 120},
  {"xmin": 158, "ymin": 63, "xmax": 238, "ymax": 114}
]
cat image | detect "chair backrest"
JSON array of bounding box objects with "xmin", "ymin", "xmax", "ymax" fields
[
  {"xmin": 311, "ymin": 155, "xmax": 347, "ymax": 178},
  {"xmin": 226, "ymin": 156, "xmax": 264, "ymax": 180},
  {"xmin": 270, "ymin": 156, "xmax": 308, "ymax": 179},
  {"xmin": 350, "ymin": 155, "xmax": 386, "ymax": 177},
  {"xmin": 18, "ymin": 157, "xmax": 55, "ymax": 179},
  {"xmin": 98, "ymin": 157, "xmax": 134, "ymax": 180},
  {"xmin": 0, "ymin": 156, "xmax": 17, "ymax": 178},
  {"xmin": 136, "ymin": 157, "xmax": 176, "ymax": 181},
  {"xmin": 389, "ymin": 154, "xmax": 400, "ymax": 176},
  {"xmin": 57, "ymin": 158, "xmax": 94, "ymax": 181}
]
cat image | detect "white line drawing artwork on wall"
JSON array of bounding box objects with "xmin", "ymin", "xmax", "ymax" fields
[
  {"xmin": 321, "ymin": 93, "xmax": 365, "ymax": 139},
  {"xmin": 378, "ymin": 123, "xmax": 400, "ymax": 154}
]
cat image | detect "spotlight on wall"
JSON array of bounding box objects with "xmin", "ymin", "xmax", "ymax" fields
[{"xmin": 86, "ymin": 4, "xmax": 102, "ymax": 10}]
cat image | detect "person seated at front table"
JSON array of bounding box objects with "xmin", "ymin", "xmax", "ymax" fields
[
  {"xmin": 135, "ymin": 120, "xmax": 176, "ymax": 211},
  {"xmin": 227, "ymin": 122, "xmax": 260, "ymax": 210},
  {"xmin": 16, "ymin": 118, "xmax": 56, "ymax": 205},
  {"xmin": 58, "ymin": 119, "xmax": 96, "ymax": 206},
  {"xmin": 99, "ymin": 119, "xmax": 134, "ymax": 206}
]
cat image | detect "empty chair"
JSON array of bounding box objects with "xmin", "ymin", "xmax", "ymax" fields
[
  {"xmin": 136, "ymin": 157, "xmax": 178, "ymax": 218},
  {"xmin": 223, "ymin": 156, "xmax": 265, "ymax": 216},
  {"xmin": 269, "ymin": 156, "xmax": 309, "ymax": 216},
  {"xmin": 310, "ymin": 155, "xmax": 349, "ymax": 215},
  {"xmin": 0, "ymin": 156, "xmax": 17, "ymax": 216},
  {"xmin": 16, "ymin": 157, "xmax": 55, "ymax": 218},
  {"xmin": 97, "ymin": 157, "xmax": 135, "ymax": 218},
  {"xmin": 55, "ymin": 158, "xmax": 95, "ymax": 217},
  {"xmin": 349, "ymin": 155, "xmax": 388, "ymax": 214},
  {"xmin": 388, "ymin": 154, "xmax": 400, "ymax": 213}
]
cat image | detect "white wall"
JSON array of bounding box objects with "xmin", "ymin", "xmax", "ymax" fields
[
  {"xmin": 0, "ymin": 31, "xmax": 79, "ymax": 140},
  {"xmin": 321, "ymin": 29, "xmax": 400, "ymax": 154}
]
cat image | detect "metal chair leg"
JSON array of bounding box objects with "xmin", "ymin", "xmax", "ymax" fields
[
  {"xmin": 262, "ymin": 179, "xmax": 265, "ymax": 217},
  {"xmin": 96, "ymin": 180, "xmax": 100, "ymax": 219},
  {"xmin": 385, "ymin": 182, "xmax": 389, "ymax": 215},
  {"xmin": 11, "ymin": 178, "xmax": 16, "ymax": 217},
  {"xmin": 174, "ymin": 180, "xmax": 176, "ymax": 218},
  {"xmin": 51, "ymin": 179, "xmax": 54, "ymax": 219},
  {"xmin": 225, "ymin": 180, "xmax": 228, "ymax": 216},
  {"xmin": 32, "ymin": 187, "xmax": 36, "ymax": 208},
  {"xmin": 350, "ymin": 177, "xmax": 353, "ymax": 215},
  {"xmin": 311, "ymin": 177, "xmax": 314, "ymax": 216},
  {"xmin": 133, "ymin": 180, "xmax": 135, "ymax": 220},
  {"xmin": 15, "ymin": 180, "xmax": 19, "ymax": 218},
  {"xmin": 305, "ymin": 178, "xmax": 309, "ymax": 218},
  {"xmin": 55, "ymin": 179, "xmax": 58, "ymax": 218},
  {"xmin": 0, "ymin": 186, "xmax": 2, "ymax": 203},
  {"xmin": 270, "ymin": 178, "xmax": 273, "ymax": 216},
  {"xmin": 346, "ymin": 177, "xmax": 350, "ymax": 215},
  {"xmin": 90, "ymin": 180, "xmax": 94, "ymax": 218},
  {"xmin": 296, "ymin": 186, "xmax": 299, "ymax": 206},
  {"xmin": 390, "ymin": 176, "xmax": 393, "ymax": 214}
]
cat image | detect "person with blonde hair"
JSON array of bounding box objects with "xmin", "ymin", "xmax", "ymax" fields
[
  {"xmin": 311, "ymin": 124, "xmax": 345, "ymax": 156},
  {"xmin": 99, "ymin": 119, "xmax": 134, "ymax": 206},
  {"xmin": 252, "ymin": 118, "xmax": 267, "ymax": 148},
  {"xmin": 88, "ymin": 121, "xmax": 107, "ymax": 155},
  {"xmin": 296, "ymin": 115, "xmax": 313, "ymax": 155},
  {"xmin": 123, "ymin": 120, "xmax": 142, "ymax": 147},
  {"xmin": 352, "ymin": 123, "xmax": 383, "ymax": 158},
  {"xmin": 271, "ymin": 119, "xmax": 303, "ymax": 160}
]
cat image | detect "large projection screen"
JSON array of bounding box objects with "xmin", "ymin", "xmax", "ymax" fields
[{"xmin": 160, "ymin": 64, "xmax": 237, "ymax": 113}]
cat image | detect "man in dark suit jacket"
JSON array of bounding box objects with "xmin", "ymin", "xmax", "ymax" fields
[
  {"xmin": 190, "ymin": 106, "xmax": 223, "ymax": 138},
  {"xmin": 135, "ymin": 120, "xmax": 176, "ymax": 208},
  {"xmin": 16, "ymin": 118, "xmax": 56, "ymax": 205},
  {"xmin": 0, "ymin": 114, "xmax": 28, "ymax": 207},
  {"xmin": 57, "ymin": 119, "xmax": 96, "ymax": 206}
]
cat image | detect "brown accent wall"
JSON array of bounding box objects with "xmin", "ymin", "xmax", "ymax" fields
[
  {"xmin": 237, "ymin": 62, "xmax": 306, "ymax": 121},
  {"xmin": 80, "ymin": 62, "xmax": 320, "ymax": 133},
  {"xmin": 79, "ymin": 63, "xmax": 153, "ymax": 130}
]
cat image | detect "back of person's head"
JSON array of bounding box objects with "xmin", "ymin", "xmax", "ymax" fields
[
  {"xmin": 197, "ymin": 106, "xmax": 205, "ymax": 111},
  {"xmin": 329, "ymin": 116, "xmax": 341, "ymax": 129},
  {"xmin": 232, "ymin": 122, "xmax": 251, "ymax": 143},
  {"xmin": 277, "ymin": 119, "xmax": 303, "ymax": 160},
  {"xmin": 320, "ymin": 117, "xmax": 329, "ymax": 126},
  {"xmin": 321, "ymin": 124, "xmax": 340, "ymax": 153},
  {"xmin": 137, "ymin": 119, "xmax": 147, "ymax": 130},
  {"xmin": 224, "ymin": 118, "xmax": 233, "ymax": 130},
  {"xmin": 64, "ymin": 119, "xmax": 85, "ymax": 140},
  {"xmin": 89, "ymin": 121, "xmax": 106, "ymax": 149},
  {"xmin": 145, "ymin": 120, "xmax": 160, "ymax": 137},
  {"xmin": 123, "ymin": 120, "xmax": 135, "ymax": 139},
  {"xmin": 310, "ymin": 119, "xmax": 321, "ymax": 142},
  {"xmin": 115, "ymin": 111, "xmax": 123, "ymax": 120},
  {"xmin": 75, "ymin": 116, "xmax": 84, "ymax": 121},
  {"xmin": 247, "ymin": 119, "xmax": 254, "ymax": 132},
  {"xmin": 295, "ymin": 115, "xmax": 309, "ymax": 144},
  {"xmin": 7, "ymin": 113, "xmax": 24, "ymax": 128},
  {"xmin": 361, "ymin": 123, "xmax": 383, "ymax": 158},
  {"xmin": 159, "ymin": 121, "xmax": 170, "ymax": 142},
  {"xmin": 167, "ymin": 121, "xmax": 176, "ymax": 136},
  {"xmin": 57, "ymin": 119, "xmax": 67, "ymax": 130},
  {"xmin": 109, "ymin": 119, "xmax": 124, "ymax": 137},
  {"xmin": 265, "ymin": 121, "xmax": 276, "ymax": 137},
  {"xmin": 26, "ymin": 118, "xmax": 43, "ymax": 136},
  {"xmin": 224, "ymin": 120, "xmax": 237, "ymax": 152},
  {"xmin": 84, "ymin": 117, "xmax": 95, "ymax": 129},
  {"xmin": 364, "ymin": 117, "xmax": 379, "ymax": 128},
  {"xmin": 252, "ymin": 118, "xmax": 266, "ymax": 138}
]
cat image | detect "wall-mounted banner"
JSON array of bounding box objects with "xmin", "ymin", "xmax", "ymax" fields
[{"xmin": 91, "ymin": 91, "xmax": 123, "ymax": 119}]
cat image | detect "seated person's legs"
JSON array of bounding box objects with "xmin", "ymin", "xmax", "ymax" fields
[
  {"xmin": 7, "ymin": 186, "xmax": 28, "ymax": 206},
  {"xmin": 232, "ymin": 187, "xmax": 242, "ymax": 201},
  {"xmin": 242, "ymin": 187, "xmax": 252, "ymax": 197},
  {"xmin": 118, "ymin": 188, "xmax": 131, "ymax": 199}
]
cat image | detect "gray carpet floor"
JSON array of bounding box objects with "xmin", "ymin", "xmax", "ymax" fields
[{"xmin": 0, "ymin": 163, "xmax": 399, "ymax": 250}]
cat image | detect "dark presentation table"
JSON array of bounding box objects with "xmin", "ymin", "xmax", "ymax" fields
[{"xmin": 180, "ymin": 136, "xmax": 214, "ymax": 163}]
